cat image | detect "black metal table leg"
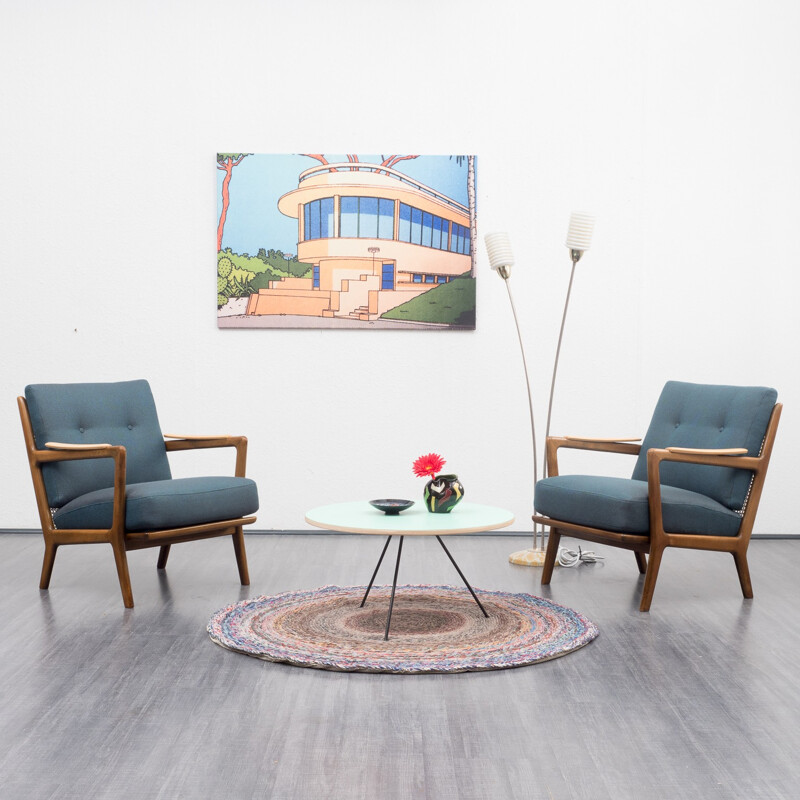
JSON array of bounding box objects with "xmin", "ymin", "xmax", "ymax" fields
[
  {"xmin": 360, "ymin": 535, "xmax": 393, "ymax": 607},
  {"xmin": 384, "ymin": 535, "xmax": 404, "ymax": 640},
  {"xmin": 436, "ymin": 535, "xmax": 489, "ymax": 618}
]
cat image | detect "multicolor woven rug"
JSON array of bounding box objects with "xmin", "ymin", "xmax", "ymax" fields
[{"xmin": 207, "ymin": 584, "xmax": 598, "ymax": 673}]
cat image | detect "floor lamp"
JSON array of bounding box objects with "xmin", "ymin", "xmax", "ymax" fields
[{"xmin": 485, "ymin": 213, "xmax": 595, "ymax": 567}]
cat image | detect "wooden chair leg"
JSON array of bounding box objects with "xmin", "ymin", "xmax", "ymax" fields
[
  {"xmin": 110, "ymin": 540, "xmax": 134, "ymax": 608},
  {"xmin": 732, "ymin": 550, "xmax": 753, "ymax": 599},
  {"xmin": 232, "ymin": 527, "xmax": 250, "ymax": 585},
  {"xmin": 639, "ymin": 546, "xmax": 664, "ymax": 612},
  {"xmin": 634, "ymin": 550, "xmax": 648, "ymax": 574},
  {"xmin": 40, "ymin": 540, "xmax": 59, "ymax": 589},
  {"xmin": 541, "ymin": 528, "xmax": 561, "ymax": 584},
  {"xmin": 157, "ymin": 545, "xmax": 171, "ymax": 570}
]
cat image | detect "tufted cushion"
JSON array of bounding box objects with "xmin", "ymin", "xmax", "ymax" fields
[
  {"xmin": 534, "ymin": 475, "xmax": 742, "ymax": 537},
  {"xmin": 630, "ymin": 381, "xmax": 777, "ymax": 511},
  {"xmin": 52, "ymin": 476, "xmax": 259, "ymax": 532},
  {"xmin": 25, "ymin": 380, "xmax": 171, "ymax": 507}
]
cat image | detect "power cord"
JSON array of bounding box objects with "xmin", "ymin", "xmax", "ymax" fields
[{"xmin": 557, "ymin": 545, "xmax": 605, "ymax": 568}]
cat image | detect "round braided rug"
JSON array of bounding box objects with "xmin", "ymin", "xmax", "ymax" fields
[{"xmin": 207, "ymin": 584, "xmax": 598, "ymax": 673}]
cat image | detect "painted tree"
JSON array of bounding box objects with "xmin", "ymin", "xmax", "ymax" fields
[
  {"xmin": 300, "ymin": 154, "xmax": 419, "ymax": 174},
  {"xmin": 216, "ymin": 153, "xmax": 250, "ymax": 251},
  {"xmin": 300, "ymin": 154, "xmax": 337, "ymax": 173},
  {"xmin": 451, "ymin": 155, "xmax": 477, "ymax": 278},
  {"xmin": 379, "ymin": 154, "xmax": 419, "ymax": 173},
  {"xmin": 466, "ymin": 156, "xmax": 476, "ymax": 279}
]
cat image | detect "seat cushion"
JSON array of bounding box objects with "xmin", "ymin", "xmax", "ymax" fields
[
  {"xmin": 52, "ymin": 476, "xmax": 259, "ymax": 532},
  {"xmin": 534, "ymin": 475, "xmax": 742, "ymax": 536}
]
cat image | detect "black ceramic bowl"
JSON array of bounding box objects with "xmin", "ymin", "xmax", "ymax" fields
[{"xmin": 369, "ymin": 499, "xmax": 415, "ymax": 515}]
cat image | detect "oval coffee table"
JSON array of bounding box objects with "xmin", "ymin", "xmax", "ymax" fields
[{"xmin": 305, "ymin": 501, "xmax": 515, "ymax": 639}]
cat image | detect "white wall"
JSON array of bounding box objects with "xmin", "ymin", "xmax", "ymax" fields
[{"xmin": 1, "ymin": 0, "xmax": 797, "ymax": 534}]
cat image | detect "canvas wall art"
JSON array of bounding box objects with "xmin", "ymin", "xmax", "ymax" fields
[{"xmin": 217, "ymin": 154, "xmax": 477, "ymax": 330}]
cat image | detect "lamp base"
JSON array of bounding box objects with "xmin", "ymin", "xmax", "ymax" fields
[{"xmin": 508, "ymin": 548, "xmax": 549, "ymax": 567}]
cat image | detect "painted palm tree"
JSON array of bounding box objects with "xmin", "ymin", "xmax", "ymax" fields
[
  {"xmin": 467, "ymin": 156, "xmax": 476, "ymax": 278},
  {"xmin": 451, "ymin": 155, "xmax": 477, "ymax": 278}
]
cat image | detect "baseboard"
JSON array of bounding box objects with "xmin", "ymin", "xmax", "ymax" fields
[
  {"xmin": 1, "ymin": 528, "xmax": 798, "ymax": 539},
  {"xmin": 0, "ymin": 528, "xmax": 535, "ymax": 537}
]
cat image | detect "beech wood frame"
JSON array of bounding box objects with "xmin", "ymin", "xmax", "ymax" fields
[
  {"xmin": 533, "ymin": 403, "xmax": 782, "ymax": 612},
  {"xmin": 18, "ymin": 396, "xmax": 255, "ymax": 609}
]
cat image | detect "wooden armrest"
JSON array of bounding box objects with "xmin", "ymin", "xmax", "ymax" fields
[
  {"xmin": 45, "ymin": 441, "xmax": 113, "ymax": 450},
  {"xmin": 164, "ymin": 433, "xmax": 248, "ymax": 477},
  {"xmin": 546, "ymin": 437, "xmax": 641, "ymax": 474},
  {"xmin": 665, "ymin": 447, "xmax": 747, "ymax": 456},
  {"xmin": 163, "ymin": 434, "xmax": 232, "ymax": 441},
  {"xmin": 564, "ymin": 436, "xmax": 642, "ymax": 443}
]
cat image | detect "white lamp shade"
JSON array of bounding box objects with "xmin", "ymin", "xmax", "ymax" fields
[
  {"xmin": 565, "ymin": 212, "xmax": 595, "ymax": 251},
  {"xmin": 484, "ymin": 232, "xmax": 514, "ymax": 270}
]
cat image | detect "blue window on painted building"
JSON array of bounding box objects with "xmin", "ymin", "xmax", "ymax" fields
[
  {"xmin": 339, "ymin": 197, "xmax": 394, "ymax": 239},
  {"xmin": 382, "ymin": 263, "xmax": 395, "ymax": 290},
  {"xmin": 313, "ymin": 265, "xmax": 320, "ymax": 288},
  {"xmin": 340, "ymin": 197, "xmax": 358, "ymax": 237},
  {"xmin": 449, "ymin": 223, "xmax": 470, "ymax": 255},
  {"xmin": 304, "ymin": 198, "xmax": 334, "ymax": 241},
  {"xmin": 398, "ymin": 203, "xmax": 411, "ymax": 242},
  {"xmin": 432, "ymin": 216, "xmax": 445, "ymax": 249},
  {"xmin": 398, "ymin": 203, "xmax": 455, "ymax": 251},
  {"xmin": 410, "ymin": 207, "xmax": 422, "ymax": 244},
  {"xmin": 421, "ymin": 212, "xmax": 433, "ymax": 247},
  {"xmin": 378, "ymin": 199, "xmax": 393, "ymax": 239}
]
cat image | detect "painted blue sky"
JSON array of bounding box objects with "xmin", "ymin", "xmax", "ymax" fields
[{"xmin": 217, "ymin": 154, "xmax": 473, "ymax": 257}]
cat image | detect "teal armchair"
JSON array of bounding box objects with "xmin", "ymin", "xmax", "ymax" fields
[
  {"xmin": 18, "ymin": 380, "xmax": 259, "ymax": 608},
  {"xmin": 533, "ymin": 382, "xmax": 781, "ymax": 611}
]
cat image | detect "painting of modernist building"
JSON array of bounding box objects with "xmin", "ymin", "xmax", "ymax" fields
[{"xmin": 216, "ymin": 154, "xmax": 476, "ymax": 329}]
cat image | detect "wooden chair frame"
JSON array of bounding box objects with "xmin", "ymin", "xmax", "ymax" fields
[
  {"xmin": 18, "ymin": 396, "xmax": 255, "ymax": 609},
  {"xmin": 533, "ymin": 403, "xmax": 782, "ymax": 611}
]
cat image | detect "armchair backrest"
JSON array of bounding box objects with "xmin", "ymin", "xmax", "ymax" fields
[
  {"xmin": 631, "ymin": 381, "xmax": 778, "ymax": 511},
  {"xmin": 24, "ymin": 380, "xmax": 171, "ymax": 507}
]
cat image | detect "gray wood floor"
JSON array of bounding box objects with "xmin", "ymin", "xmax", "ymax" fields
[{"xmin": 1, "ymin": 532, "xmax": 798, "ymax": 800}]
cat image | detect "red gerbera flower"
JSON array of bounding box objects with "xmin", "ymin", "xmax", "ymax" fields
[{"xmin": 413, "ymin": 452, "xmax": 446, "ymax": 480}]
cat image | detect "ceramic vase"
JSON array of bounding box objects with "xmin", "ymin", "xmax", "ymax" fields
[{"xmin": 424, "ymin": 474, "xmax": 464, "ymax": 513}]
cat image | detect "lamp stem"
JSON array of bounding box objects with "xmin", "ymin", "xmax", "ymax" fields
[
  {"xmin": 502, "ymin": 276, "xmax": 540, "ymax": 551},
  {"xmin": 544, "ymin": 253, "xmax": 580, "ymax": 477}
]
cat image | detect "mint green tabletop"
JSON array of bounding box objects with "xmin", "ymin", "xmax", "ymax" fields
[{"xmin": 305, "ymin": 501, "xmax": 515, "ymax": 536}]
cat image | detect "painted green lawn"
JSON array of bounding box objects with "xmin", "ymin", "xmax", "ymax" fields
[{"xmin": 381, "ymin": 277, "xmax": 476, "ymax": 327}]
